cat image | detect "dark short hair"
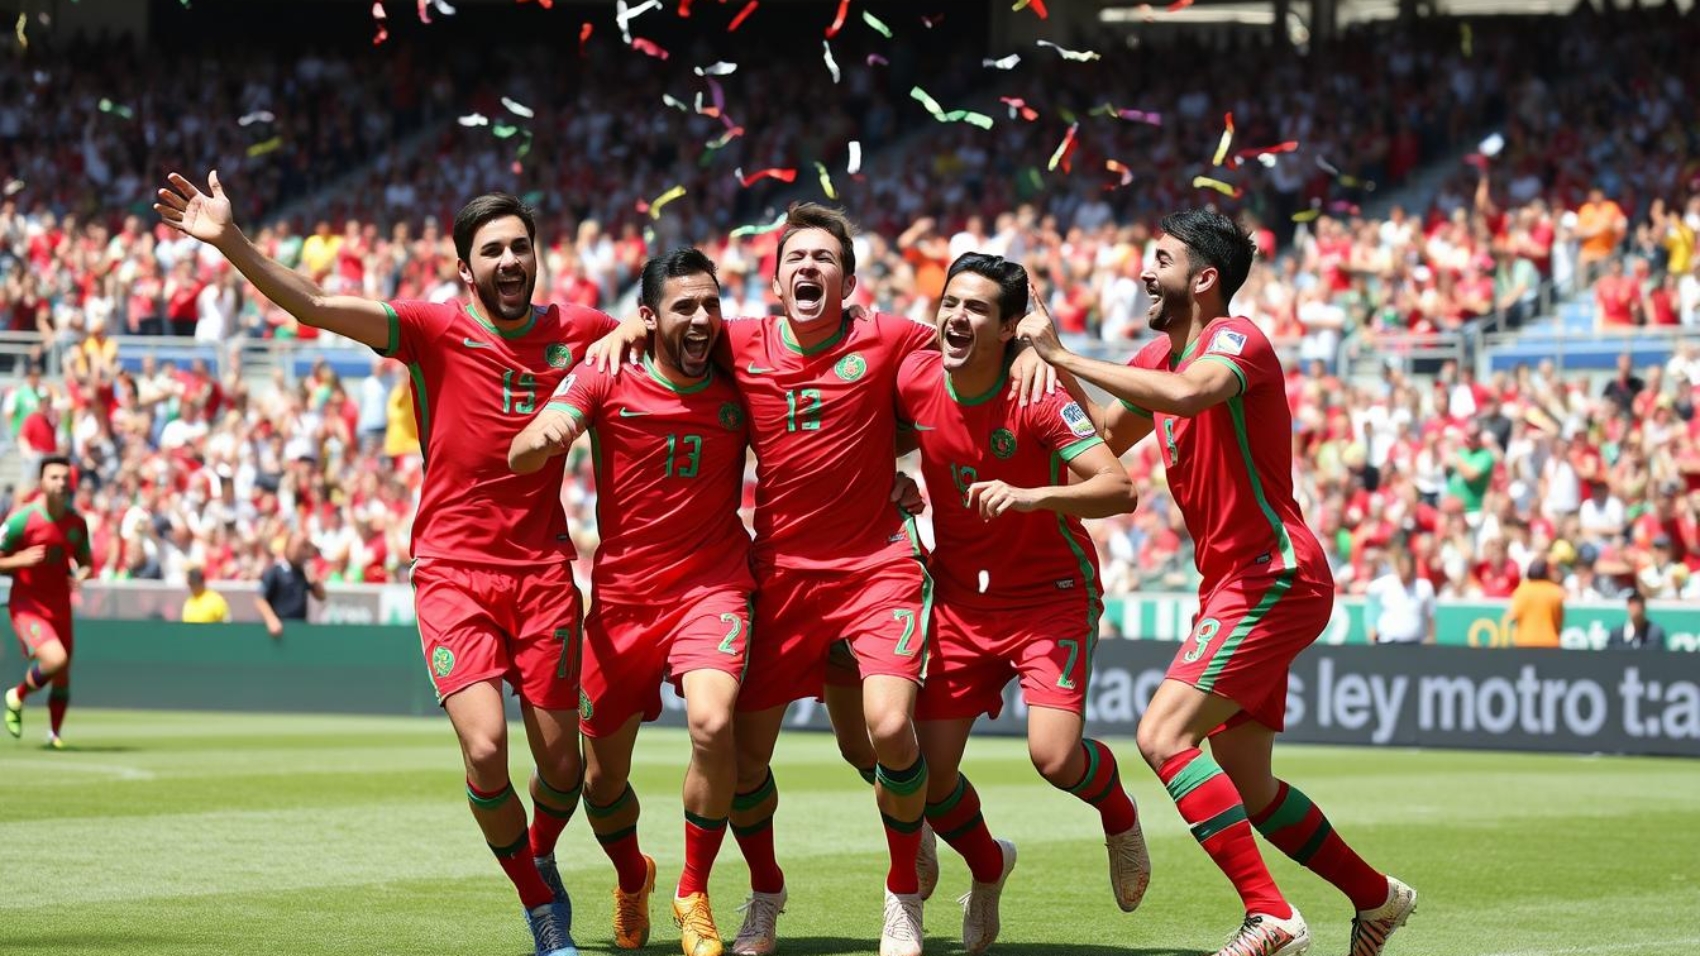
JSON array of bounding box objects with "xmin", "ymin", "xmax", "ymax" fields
[
  {"xmin": 1627, "ymin": 590, "xmax": 1646, "ymax": 606},
  {"xmin": 639, "ymin": 247, "xmax": 720, "ymax": 313},
  {"xmin": 39, "ymin": 455, "xmax": 71, "ymax": 478},
  {"xmin": 775, "ymin": 202, "xmax": 857, "ymax": 279},
  {"xmin": 1528, "ymin": 558, "xmax": 1550, "ymax": 581},
  {"xmin": 1159, "ymin": 208, "xmax": 1257, "ymax": 304},
  {"xmin": 945, "ymin": 253, "xmax": 1029, "ymax": 323},
  {"xmin": 452, "ymin": 193, "xmax": 536, "ymax": 262}
]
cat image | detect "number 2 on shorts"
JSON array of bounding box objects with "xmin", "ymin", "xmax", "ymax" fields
[
  {"xmin": 717, "ymin": 612, "xmax": 743, "ymax": 654},
  {"xmin": 1183, "ymin": 618, "xmax": 1220, "ymax": 664},
  {"xmin": 892, "ymin": 609, "xmax": 917, "ymax": 657}
]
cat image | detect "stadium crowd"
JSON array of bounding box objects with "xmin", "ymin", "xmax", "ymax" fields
[{"xmin": 0, "ymin": 6, "xmax": 1697, "ymax": 604}]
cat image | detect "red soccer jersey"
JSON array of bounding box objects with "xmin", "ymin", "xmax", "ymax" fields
[
  {"xmin": 719, "ymin": 310, "xmax": 935, "ymax": 570},
  {"xmin": 549, "ymin": 356, "xmax": 754, "ymax": 603},
  {"xmin": 1, "ymin": 501, "xmax": 90, "ymax": 618},
  {"xmin": 1123, "ymin": 317, "xmax": 1330, "ymax": 588},
  {"xmin": 895, "ymin": 350, "xmax": 1104, "ymax": 609},
  {"xmin": 379, "ymin": 299, "xmax": 617, "ymax": 566}
]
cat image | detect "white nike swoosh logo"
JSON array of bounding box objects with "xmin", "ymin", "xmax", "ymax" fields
[
  {"xmin": 462, "ymin": 338, "xmax": 492, "ymax": 349},
  {"xmin": 747, "ymin": 362, "xmax": 774, "ymax": 374}
]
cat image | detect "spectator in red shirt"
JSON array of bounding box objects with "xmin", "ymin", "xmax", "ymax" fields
[
  {"xmin": 1594, "ymin": 258, "xmax": 1640, "ymax": 327},
  {"xmin": 1472, "ymin": 537, "xmax": 1522, "ymax": 598}
]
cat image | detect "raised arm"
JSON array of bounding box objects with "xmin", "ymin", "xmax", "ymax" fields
[{"xmin": 154, "ymin": 171, "xmax": 392, "ymax": 351}]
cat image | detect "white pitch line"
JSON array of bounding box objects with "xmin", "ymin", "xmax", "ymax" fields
[
  {"xmin": 0, "ymin": 759, "xmax": 155, "ymax": 780},
  {"xmin": 1477, "ymin": 938, "xmax": 1700, "ymax": 956}
]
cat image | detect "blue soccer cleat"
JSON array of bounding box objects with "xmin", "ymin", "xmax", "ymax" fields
[
  {"xmin": 524, "ymin": 900, "xmax": 579, "ymax": 956},
  {"xmin": 535, "ymin": 853, "xmax": 574, "ymax": 924}
]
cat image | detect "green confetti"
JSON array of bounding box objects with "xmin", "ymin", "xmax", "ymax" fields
[
  {"xmin": 729, "ymin": 212, "xmax": 787, "ymax": 239},
  {"xmin": 492, "ymin": 122, "xmax": 520, "ymax": 139},
  {"xmin": 861, "ymin": 10, "xmax": 891, "ymax": 37}
]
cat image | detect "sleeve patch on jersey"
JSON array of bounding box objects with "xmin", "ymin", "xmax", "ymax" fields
[
  {"xmin": 551, "ymin": 374, "xmax": 576, "ymax": 398},
  {"xmin": 1208, "ymin": 330, "xmax": 1247, "ymax": 356},
  {"xmin": 1060, "ymin": 402, "xmax": 1095, "ymax": 438}
]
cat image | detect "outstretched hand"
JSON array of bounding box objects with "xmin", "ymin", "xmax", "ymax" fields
[
  {"xmin": 1008, "ymin": 279, "xmax": 1062, "ymax": 405},
  {"xmin": 153, "ymin": 170, "xmax": 236, "ymax": 248}
]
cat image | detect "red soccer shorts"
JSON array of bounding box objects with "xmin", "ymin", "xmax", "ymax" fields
[
  {"xmin": 411, "ymin": 558, "xmax": 583, "ymax": 711},
  {"xmin": 916, "ymin": 595, "xmax": 1101, "ymax": 721},
  {"xmin": 11, "ymin": 610, "xmax": 71, "ymax": 657},
  {"xmin": 737, "ymin": 557, "xmax": 933, "ymax": 712},
  {"xmin": 579, "ymin": 586, "xmax": 751, "ymax": 737},
  {"xmin": 1166, "ymin": 571, "xmax": 1332, "ymax": 732}
]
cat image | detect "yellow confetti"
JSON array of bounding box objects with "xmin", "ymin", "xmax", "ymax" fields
[
  {"xmin": 814, "ymin": 161, "xmax": 837, "ymax": 200},
  {"xmin": 15, "ymin": 13, "xmax": 26, "ymax": 50},
  {"xmin": 1460, "ymin": 23, "xmax": 1472, "ymax": 57},
  {"xmin": 648, "ymin": 184, "xmax": 686, "ymax": 219},
  {"xmin": 1211, "ymin": 112, "xmax": 1235, "ymax": 167},
  {"xmin": 1291, "ymin": 208, "xmax": 1322, "ymax": 223},
  {"xmin": 1191, "ymin": 175, "xmax": 1238, "ymax": 197},
  {"xmin": 246, "ymin": 137, "xmax": 284, "ymax": 158}
]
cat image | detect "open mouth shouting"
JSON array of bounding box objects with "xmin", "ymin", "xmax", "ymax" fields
[
  {"xmin": 680, "ymin": 327, "xmax": 712, "ymax": 368},
  {"xmin": 942, "ymin": 323, "xmax": 975, "ymax": 364},
  {"xmin": 790, "ymin": 277, "xmax": 827, "ymax": 319}
]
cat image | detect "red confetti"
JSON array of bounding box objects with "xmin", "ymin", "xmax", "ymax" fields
[
  {"xmin": 1014, "ymin": 0, "xmax": 1049, "ymax": 16},
  {"xmin": 1048, "ymin": 122, "xmax": 1079, "ymax": 173},
  {"xmin": 373, "ymin": 24, "xmax": 389, "ymax": 44},
  {"xmin": 371, "ymin": 1, "xmax": 388, "ymax": 43},
  {"xmin": 579, "ymin": 22, "xmax": 593, "ymax": 53},
  {"xmin": 1229, "ymin": 140, "xmax": 1299, "ymax": 169},
  {"xmin": 679, "ymin": 0, "xmax": 692, "ymax": 15},
  {"xmin": 631, "ymin": 37, "xmax": 669, "ymax": 59},
  {"xmin": 728, "ymin": 0, "xmax": 757, "ymax": 31},
  {"xmin": 999, "ymin": 96, "xmax": 1039, "ymax": 122},
  {"xmin": 825, "ymin": 0, "xmax": 850, "ymax": 37},
  {"xmin": 416, "ymin": 0, "xmax": 430, "ymax": 23},
  {"xmin": 738, "ymin": 167, "xmax": 798, "ymax": 187},
  {"xmin": 1166, "ymin": 0, "xmax": 1193, "ymax": 10}
]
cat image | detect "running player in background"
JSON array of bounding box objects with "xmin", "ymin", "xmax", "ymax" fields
[
  {"xmin": 156, "ymin": 172, "xmax": 606, "ymax": 956},
  {"xmin": 589, "ymin": 203, "xmax": 1051, "ymax": 956},
  {"xmin": 1016, "ymin": 209, "xmax": 1416, "ymax": 956},
  {"xmin": 3, "ymin": 456, "xmax": 91, "ymax": 748},
  {"xmin": 896, "ymin": 256, "xmax": 1148, "ymax": 955},
  {"xmin": 510, "ymin": 248, "xmax": 752, "ymax": 956}
]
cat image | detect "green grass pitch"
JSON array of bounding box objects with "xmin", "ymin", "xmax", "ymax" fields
[{"xmin": 2, "ymin": 710, "xmax": 1695, "ymax": 955}]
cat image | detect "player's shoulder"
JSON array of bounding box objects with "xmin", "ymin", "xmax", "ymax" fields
[
  {"xmin": 543, "ymin": 302, "xmax": 617, "ymax": 334},
  {"xmin": 387, "ymin": 298, "xmax": 460, "ymax": 321},
  {"xmin": 1026, "ymin": 386, "xmax": 1098, "ymax": 442},
  {"xmin": 1130, "ymin": 335, "xmax": 1172, "ymax": 369},
  {"xmin": 897, "ymin": 347, "xmax": 943, "ymax": 383},
  {"xmin": 1200, "ymin": 315, "xmax": 1270, "ymax": 359}
]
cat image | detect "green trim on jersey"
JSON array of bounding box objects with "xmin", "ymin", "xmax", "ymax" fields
[
  {"xmin": 1118, "ymin": 399, "xmax": 1154, "ymax": 418},
  {"xmin": 1226, "ymin": 393, "xmax": 1297, "ymax": 568},
  {"xmin": 945, "ymin": 369, "xmax": 1009, "ymax": 407},
  {"xmin": 407, "ymin": 362, "xmax": 431, "ymax": 470},
  {"xmin": 1058, "ymin": 436, "xmax": 1103, "ymax": 462},
  {"xmin": 1197, "ymin": 354, "xmax": 1248, "ymax": 397},
  {"xmin": 379, "ymin": 303, "xmax": 402, "ymax": 358},
  {"xmin": 779, "ymin": 315, "xmax": 849, "ymax": 355},
  {"xmin": 1198, "ymin": 569, "xmax": 1295, "ymax": 692},
  {"xmin": 1168, "ymin": 333, "xmax": 1204, "ymax": 370},
  {"xmin": 900, "ymin": 515, "xmax": 937, "ymax": 683},
  {"xmin": 468, "ymin": 303, "xmax": 541, "ymax": 340},
  {"xmin": 1050, "ymin": 447, "xmax": 1103, "ymax": 703},
  {"xmin": 643, "ymin": 353, "xmax": 715, "ymax": 395},
  {"xmin": 547, "ymin": 402, "xmax": 583, "ymax": 419}
]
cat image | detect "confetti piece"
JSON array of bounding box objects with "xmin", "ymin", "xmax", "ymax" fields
[
  {"xmin": 492, "ymin": 122, "xmax": 521, "ymax": 139},
  {"xmin": 238, "ymin": 110, "xmax": 276, "ymax": 127},
  {"xmin": 1048, "ymin": 122, "xmax": 1079, "ymax": 172},
  {"xmin": 2, "ymin": 180, "xmax": 23, "ymax": 197},
  {"xmin": 1460, "ymin": 22, "xmax": 1472, "ymax": 56},
  {"xmin": 910, "ymin": 86, "xmax": 995, "ymax": 129},
  {"xmin": 246, "ymin": 137, "xmax": 284, "ymax": 158},
  {"xmin": 705, "ymin": 126, "xmax": 745, "ymax": 150},
  {"xmin": 983, "ymin": 53, "xmax": 1021, "ymax": 70},
  {"xmin": 1479, "ymin": 132, "xmax": 1505, "ymax": 157},
  {"xmin": 921, "ymin": 13, "xmax": 944, "ymax": 27},
  {"xmin": 631, "ymin": 37, "xmax": 669, "ymax": 59},
  {"xmin": 867, "ymin": 53, "xmax": 888, "ymax": 66},
  {"xmin": 679, "ymin": 0, "xmax": 693, "ymax": 15},
  {"xmin": 615, "ymin": 0, "xmax": 660, "ymax": 43},
  {"xmin": 825, "ymin": 0, "xmax": 850, "ymax": 37},
  {"xmin": 648, "ymin": 184, "xmax": 686, "ymax": 220},
  {"xmin": 702, "ymin": 76, "xmax": 730, "ymax": 121},
  {"xmin": 1233, "ymin": 140, "xmax": 1296, "ymax": 160},
  {"xmin": 977, "ymin": 568, "xmax": 989, "ymax": 593},
  {"xmin": 371, "ymin": 2, "xmax": 388, "ymax": 44},
  {"xmin": 695, "ymin": 61, "xmax": 737, "ymax": 76},
  {"xmin": 416, "ymin": 0, "xmax": 431, "ymax": 23},
  {"xmin": 1025, "ymin": 167, "xmax": 1043, "ymax": 192},
  {"xmin": 1120, "ymin": 108, "xmax": 1162, "ymax": 125},
  {"xmin": 814, "ymin": 162, "xmax": 838, "ymax": 199},
  {"xmin": 728, "ymin": 0, "xmax": 757, "ymax": 31},
  {"xmin": 862, "ymin": 10, "xmax": 892, "ymax": 37},
  {"xmin": 579, "ymin": 22, "xmax": 593, "ymax": 53},
  {"xmin": 97, "ymin": 98, "xmax": 136, "ymax": 120},
  {"xmin": 1339, "ymin": 174, "xmax": 1374, "ymax": 191},
  {"xmin": 1315, "ymin": 157, "xmax": 1340, "ymax": 176},
  {"xmin": 847, "ymin": 141, "xmax": 862, "ymax": 175},
  {"xmin": 999, "ymin": 96, "xmax": 1038, "ymax": 121},
  {"xmin": 372, "ymin": 1, "xmax": 386, "ymax": 18},
  {"xmin": 434, "ymin": 0, "xmax": 456, "ymax": 12},
  {"xmin": 1036, "ymin": 39, "xmax": 1100, "ymax": 61},
  {"xmin": 1191, "ymin": 175, "xmax": 1241, "ymax": 198},
  {"xmin": 458, "ymin": 112, "xmax": 490, "ymax": 126},
  {"xmin": 1291, "ymin": 208, "xmax": 1322, "ymax": 223},
  {"xmin": 1257, "ymin": 153, "xmax": 1278, "ymax": 168},
  {"xmin": 1166, "ymin": 0, "xmax": 1194, "ymax": 10},
  {"xmin": 1328, "ymin": 200, "xmax": 1360, "ymax": 214},
  {"xmin": 661, "ymin": 94, "xmax": 689, "ymax": 112},
  {"xmin": 737, "ymin": 167, "xmax": 798, "ymax": 187},
  {"xmin": 822, "ymin": 41, "xmax": 840, "ymax": 83},
  {"xmin": 1211, "ymin": 112, "xmax": 1235, "ymax": 167},
  {"xmin": 512, "ymin": 160, "xmax": 524, "ymax": 174},
  {"xmin": 373, "ymin": 24, "xmax": 389, "ymax": 45},
  {"xmin": 1106, "ymin": 159, "xmax": 1133, "ymax": 188},
  {"xmin": 501, "ymin": 97, "xmax": 535, "ymax": 119},
  {"xmin": 1013, "ymin": 0, "xmax": 1048, "ymax": 16},
  {"xmin": 729, "ymin": 212, "xmax": 787, "ymax": 238}
]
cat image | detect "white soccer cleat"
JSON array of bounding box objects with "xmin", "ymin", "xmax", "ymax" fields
[
  {"xmin": 1105, "ymin": 818, "xmax": 1152, "ymax": 913},
  {"xmin": 879, "ymin": 889, "xmax": 925, "ymax": 956},
  {"xmin": 731, "ymin": 886, "xmax": 786, "ymax": 956},
  {"xmin": 916, "ymin": 821, "xmax": 940, "ymax": 901},
  {"xmin": 958, "ymin": 839, "xmax": 1016, "ymax": 955},
  {"xmin": 1215, "ymin": 907, "xmax": 1311, "ymax": 956},
  {"xmin": 1350, "ymin": 876, "xmax": 1417, "ymax": 956}
]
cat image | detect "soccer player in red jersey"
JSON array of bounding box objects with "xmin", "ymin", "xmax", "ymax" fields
[
  {"xmin": 1017, "ymin": 209, "xmax": 1416, "ymax": 956},
  {"xmin": 156, "ymin": 171, "xmax": 605, "ymax": 956},
  {"xmin": 510, "ymin": 248, "xmax": 752, "ymax": 956},
  {"xmin": 895, "ymin": 256, "xmax": 1149, "ymax": 954},
  {"xmin": 3, "ymin": 457, "xmax": 91, "ymax": 748}
]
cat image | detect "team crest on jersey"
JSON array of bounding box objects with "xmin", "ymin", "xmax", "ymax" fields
[
  {"xmin": 579, "ymin": 690, "xmax": 595, "ymax": 721},
  {"xmin": 1207, "ymin": 330, "xmax": 1247, "ymax": 356},
  {"xmin": 431, "ymin": 646, "xmax": 455, "ymax": 678},
  {"xmin": 719, "ymin": 402, "xmax": 745, "ymax": 430},
  {"xmin": 990, "ymin": 428, "xmax": 1018, "ymax": 460},
  {"xmin": 545, "ymin": 343, "xmax": 573, "ymax": 368},
  {"xmin": 1061, "ymin": 402, "xmax": 1095, "ymax": 438},
  {"xmin": 834, "ymin": 353, "xmax": 867, "ymax": 382}
]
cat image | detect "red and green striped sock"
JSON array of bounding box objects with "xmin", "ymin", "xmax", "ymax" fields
[
  {"xmin": 1158, "ymin": 748, "xmax": 1290, "ymax": 919},
  {"xmin": 731, "ymin": 770, "xmax": 784, "ymax": 893},
  {"xmin": 585, "ymin": 783, "xmax": 648, "ymax": 893},
  {"xmin": 1062, "ymin": 739, "xmax": 1138, "ymax": 835},
  {"xmin": 468, "ymin": 779, "xmax": 552, "ymax": 909},
  {"xmin": 528, "ymin": 768, "xmax": 582, "ymax": 858},
  {"xmin": 924, "ymin": 774, "xmax": 1004, "ymax": 883},
  {"xmin": 1249, "ymin": 780, "xmax": 1387, "ymax": 911},
  {"xmin": 678, "ymin": 811, "xmax": 728, "ymax": 897}
]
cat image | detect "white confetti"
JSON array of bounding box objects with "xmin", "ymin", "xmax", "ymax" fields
[
  {"xmin": 457, "ymin": 113, "xmax": 490, "ymax": 127},
  {"xmin": 822, "ymin": 40, "xmax": 840, "ymax": 84},
  {"xmin": 237, "ymin": 110, "xmax": 275, "ymax": 127},
  {"xmin": 615, "ymin": 0, "xmax": 660, "ymax": 42},
  {"xmin": 983, "ymin": 53, "xmax": 1021, "ymax": 70},
  {"xmin": 847, "ymin": 140, "xmax": 862, "ymax": 175},
  {"xmin": 1258, "ymin": 153, "xmax": 1278, "ymax": 167},
  {"xmin": 432, "ymin": 0, "xmax": 455, "ymax": 12},
  {"xmin": 1479, "ymin": 132, "xmax": 1505, "ymax": 157},
  {"xmin": 500, "ymin": 96, "xmax": 535, "ymax": 119},
  {"xmin": 662, "ymin": 94, "xmax": 689, "ymax": 112},
  {"xmin": 977, "ymin": 570, "xmax": 990, "ymax": 594},
  {"xmin": 1036, "ymin": 39, "xmax": 1101, "ymax": 61},
  {"xmin": 694, "ymin": 61, "xmax": 737, "ymax": 76}
]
